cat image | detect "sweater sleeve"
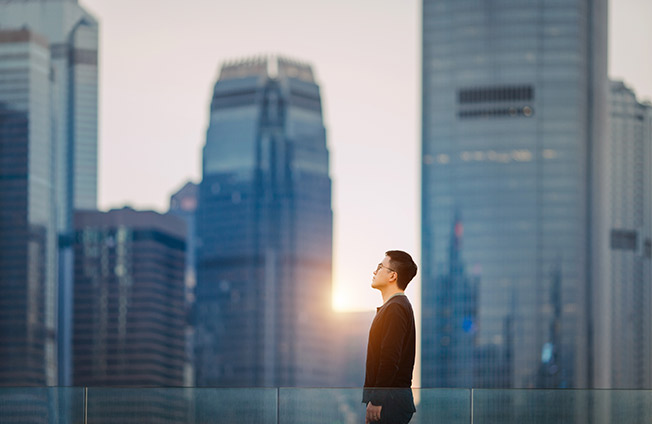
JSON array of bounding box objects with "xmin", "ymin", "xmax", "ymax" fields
[{"xmin": 368, "ymin": 302, "xmax": 408, "ymax": 406}]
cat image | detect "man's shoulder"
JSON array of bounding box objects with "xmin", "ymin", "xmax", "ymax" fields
[
  {"xmin": 383, "ymin": 295, "xmax": 414, "ymax": 315},
  {"xmin": 389, "ymin": 294, "xmax": 413, "ymax": 308}
]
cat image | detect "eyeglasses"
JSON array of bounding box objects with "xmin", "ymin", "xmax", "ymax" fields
[{"xmin": 376, "ymin": 263, "xmax": 397, "ymax": 273}]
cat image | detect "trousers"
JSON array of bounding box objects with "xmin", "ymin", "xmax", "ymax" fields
[{"xmin": 371, "ymin": 405, "xmax": 413, "ymax": 424}]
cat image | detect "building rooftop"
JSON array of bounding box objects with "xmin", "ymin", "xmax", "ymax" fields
[
  {"xmin": 75, "ymin": 207, "xmax": 186, "ymax": 240},
  {"xmin": 218, "ymin": 55, "xmax": 315, "ymax": 83}
]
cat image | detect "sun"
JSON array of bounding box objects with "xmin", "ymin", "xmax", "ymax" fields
[{"xmin": 332, "ymin": 288, "xmax": 351, "ymax": 312}]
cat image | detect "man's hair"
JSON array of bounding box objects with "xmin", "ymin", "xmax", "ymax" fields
[{"xmin": 385, "ymin": 250, "xmax": 418, "ymax": 290}]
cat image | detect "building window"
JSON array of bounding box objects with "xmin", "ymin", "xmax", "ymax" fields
[
  {"xmin": 457, "ymin": 85, "xmax": 535, "ymax": 120},
  {"xmin": 458, "ymin": 106, "xmax": 534, "ymax": 119},
  {"xmin": 458, "ymin": 85, "xmax": 534, "ymax": 104},
  {"xmin": 610, "ymin": 229, "xmax": 637, "ymax": 251}
]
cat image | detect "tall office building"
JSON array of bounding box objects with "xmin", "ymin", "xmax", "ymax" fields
[
  {"xmin": 169, "ymin": 181, "xmax": 199, "ymax": 298},
  {"xmin": 0, "ymin": 29, "xmax": 58, "ymax": 386},
  {"xmin": 421, "ymin": 1, "xmax": 608, "ymax": 388},
  {"xmin": 168, "ymin": 181, "xmax": 198, "ymax": 386},
  {"xmin": 0, "ymin": 0, "xmax": 99, "ymax": 385},
  {"xmin": 72, "ymin": 208, "xmax": 186, "ymax": 386},
  {"xmin": 195, "ymin": 56, "xmax": 333, "ymax": 387},
  {"xmin": 647, "ymin": 91, "xmax": 652, "ymax": 390},
  {"xmin": 602, "ymin": 81, "xmax": 652, "ymax": 389}
]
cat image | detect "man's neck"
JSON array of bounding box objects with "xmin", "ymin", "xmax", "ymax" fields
[{"xmin": 381, "ymin": 287, "xmax": 405, "ymax": 304}]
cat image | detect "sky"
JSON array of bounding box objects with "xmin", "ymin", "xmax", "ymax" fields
[{"xmin": 86, "ymin": 0, "xmax": 652, "ymax": 318}]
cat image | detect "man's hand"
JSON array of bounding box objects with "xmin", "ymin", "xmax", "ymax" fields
[{"xmin": 365, "ymin": 402, "xmax": 382, "ymax": 423}]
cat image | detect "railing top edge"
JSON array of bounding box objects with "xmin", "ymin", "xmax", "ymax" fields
[{"xmin": 1, "ymin": 386, "xmax": 652, "ymax": 391}]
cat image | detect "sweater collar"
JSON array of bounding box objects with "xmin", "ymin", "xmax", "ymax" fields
[{"xmin": 377, "ymin": 292, "xmax": 406, "ymax": 311}]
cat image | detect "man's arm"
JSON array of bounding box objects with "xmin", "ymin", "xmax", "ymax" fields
[{"xmin": 368, "ymin": 303, "xmax": 408, "ymax": 406}]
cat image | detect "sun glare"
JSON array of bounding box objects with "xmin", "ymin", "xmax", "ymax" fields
[{"xmin": 332, "ymin": 289, "xmax": 350, "ymax": 312}]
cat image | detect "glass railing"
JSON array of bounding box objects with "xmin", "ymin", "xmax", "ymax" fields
[{"xmin": 1, "ymin": 387, "xmax": 651, "ymax": 423}]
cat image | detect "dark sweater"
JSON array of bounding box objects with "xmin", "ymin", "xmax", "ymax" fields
[{"xmin": 362, "ymin": 293, "xmax": 416, "ymax": 408}]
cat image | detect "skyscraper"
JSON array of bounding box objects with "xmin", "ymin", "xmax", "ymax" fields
[
  {"xmin": 0, "ymin": 0, "xmax": 99, "ymax": 210},
  {"xmin": 168, "ymin": 181, "xmax": 198, "ymax": 386},
  {"xmin": 195, "ymin": 56, "xmax": 333, "ymax": 387},
  {"xmin": 421, "ymin": 1, "xmax": 608, "ymax": 388},
  {"xmin": 72, "ymin": 208, "xmax": 187, "ymax": 423},
  {"xmin": 0, "ymin": 29, "xmax": 58, "ymax": 386},
  {"xmin": 169, "ymin": 181, "xmax": 199, "ymax": 299},
  {"xmin": 72, "ymin": 208, "xmax": 186, "ymax": 386},
  {"xmin": 602, "ymin": 80, "xmax": 652, "ymax": 389},
  {"xmin": 0, "ymin": 0, "xmax": 99, "ymax": 385}
]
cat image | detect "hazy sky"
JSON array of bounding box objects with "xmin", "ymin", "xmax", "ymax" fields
[{"xmin": 86, "ymin": 0, "xmax": 651, "ymax": 316}]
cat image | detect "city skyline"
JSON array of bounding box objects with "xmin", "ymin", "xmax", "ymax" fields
[
  {"xmin": 0, "ymin": 0, "xmax": 650, "ymax": 398},
  {"xmin": 84, "ymin": 0, "xmax": 652, "ymax": 316}
]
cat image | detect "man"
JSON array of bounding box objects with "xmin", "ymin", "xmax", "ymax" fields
[{"xmin": 363, "ymin": 250, "xmax": 418, "ymax": 424}]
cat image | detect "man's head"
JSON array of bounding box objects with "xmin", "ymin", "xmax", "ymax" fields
[{"xmin": 371, "ymin": 250, "xmax": 418, "ymax": 291}]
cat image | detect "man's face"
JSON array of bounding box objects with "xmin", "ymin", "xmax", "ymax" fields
[{"xmin": 371, "ymin": 255, "xmax": 397, "ymax": 290}]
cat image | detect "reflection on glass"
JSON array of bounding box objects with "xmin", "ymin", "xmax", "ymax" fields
[
  {"xmin": 421, "ymin": 0, "xmax": 607, "ymax": 389},
  {"xmin": 0, "ymin": 387, "xmax": 83, "ymax": 424}
]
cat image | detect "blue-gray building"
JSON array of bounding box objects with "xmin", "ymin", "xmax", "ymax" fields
[
  {"xmin": 421, "ymin": 0, "xmax": 608, "ymax": 388},
  {"xmin": 0, "ymin": 0, "xmax": 99, "ymax": 386},
  {"xmin": 602, "ymin": 80, "xmax": 652, "ymax": 389},
  {"xmin": 168, "ymin": 181, "xmax": 198, "ymax": 386},
  {"xmin": 72, "ymin": 208, "xmax": 187, "ymax": 423},
  {"xmin": 194, "ymin": 56, "xmax": 334, "ymax": 387},
  {"xmin": 72, "ymin": 208, "xmax": 187, "ymax": 387},
  {"xmin": 0, "ymin": 29, "xmax": 58, "ymax": 386}
]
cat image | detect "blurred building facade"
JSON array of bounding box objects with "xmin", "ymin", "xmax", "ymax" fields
[
  {"xmin": 0, "ymin": 29, "xmax": 58, "ymax": 386},
  {"xmin": 0, "ymin": 0, "xmax": 99, "ymax": 385},
  {"xmin": 72, "ymin": 208, "xmax": 186, "ymax": 386},
  {"xmin": 602, "ymin": 81, "xmax": 652, "ymax": 389},
  {"xmin": 168, "ymin": 181, "xmax": 198, "ymax": 386},
  {"xmin": 169, "ymin": 182, "xmax": 199, "ymax": 297},
  {"xmin": 421, "ymin": 0, "xmax": 608, "ymax": 388},
  {"xmin": 331, "ymin": 310, "xmax": 375, "ymax": 388},
  {"xmin": 431, "ymin": 212, "xmax": 482, "ymax": 387},
  {"xmin": 195, "ymin": 56, "xmax": 334, "ymax": 387}
]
